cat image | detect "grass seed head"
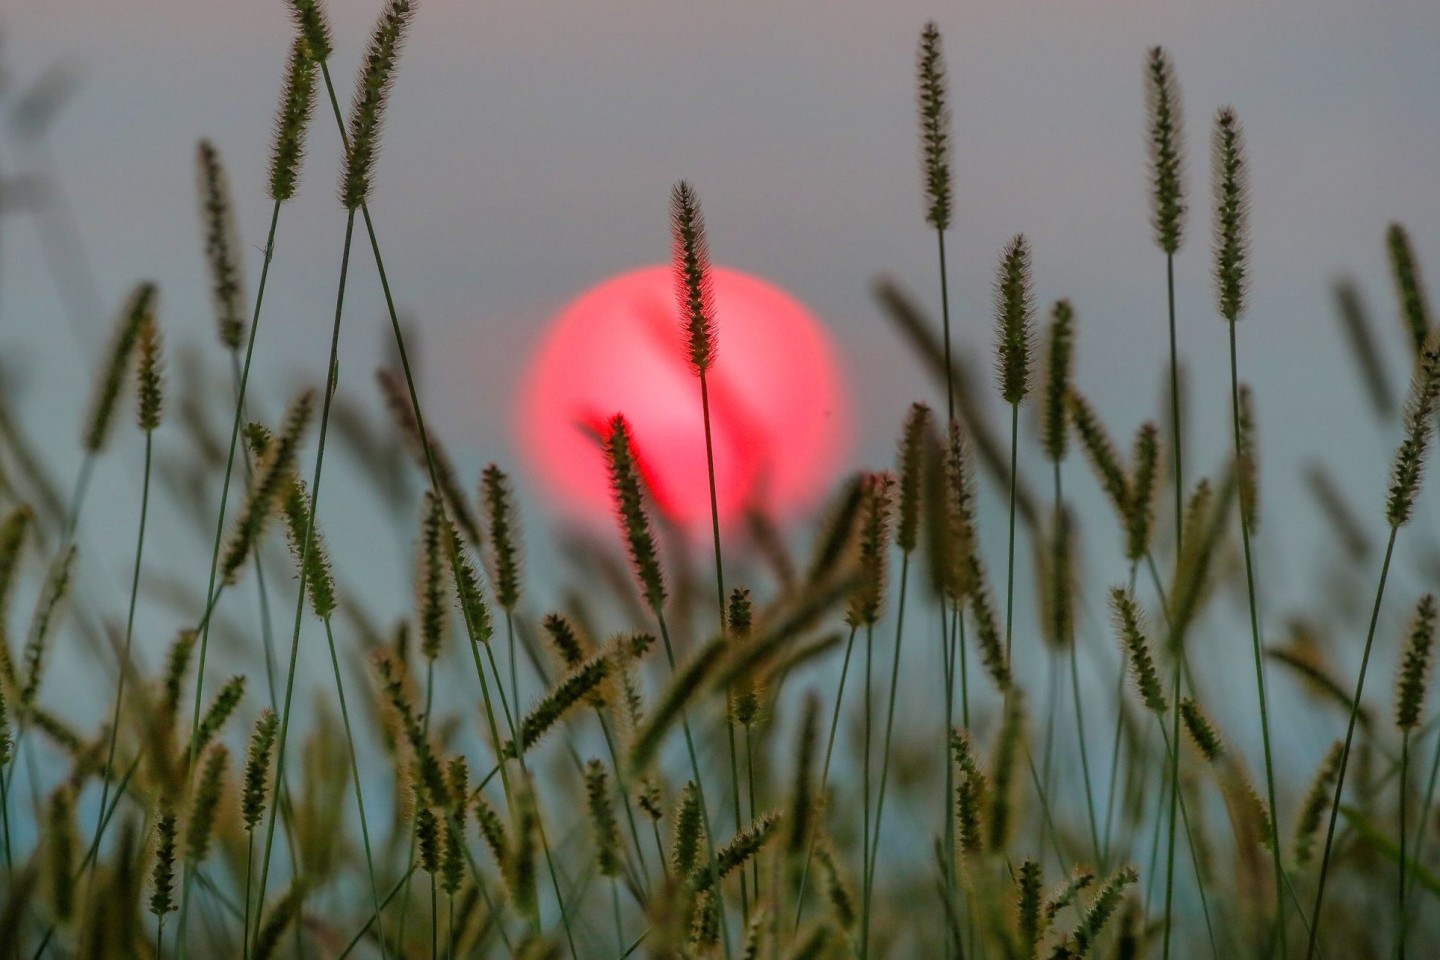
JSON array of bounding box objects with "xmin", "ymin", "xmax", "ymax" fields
[
  {"xmin": 916, "ymin": 22, "xmax": 952, "ymax": 230},
  {"xmin": 670, "ymin": 180, "xmax": 718, "ymax": 375},
  {"xmin": 995, "ymin": 235, "xmax": 1036, "ymax": 405},
  {"xmin": 1146, "ymin": 46, "xmax": 1186, "ymax": 254},
  {"xmin": 85, "ymin": 282, "xmax": 156, "ymax": 453},
  {"xmin": 268, "ymin": 36, "xmax": 317, "ymax": 202},
  {"xmin": 482, "ymin": 464, "xmax": 522, "ymax": 611},
  {"xmin": 341, "ymin": 0, "xmax": 416, "ymax": 209},
  {"xmin": 1387, "ymin": 223, "xmax": 1433, "ymax": 357},
  {"xmin": 1212, "ymin": 106, "xmax": 1250, "ymax": 322},
  {"xmin": 195, "ymin": 140, "xmax": 246, "ymax": 349},
  {"xmin": 1395, "ymin": 593, "xmax": 1437, "ymax": 730},
  {"xmin": 1041, "ymin": 300, "xmax": 1076, "ymax": 463},
  {"xmin": 1388, "ymin": 328, "xmax": 1440, "ymax": 527}
]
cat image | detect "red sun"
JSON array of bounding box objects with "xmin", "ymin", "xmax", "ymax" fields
[{"xmin": 518, "ymin": 265, "xmax": 850, "ymax": 530}]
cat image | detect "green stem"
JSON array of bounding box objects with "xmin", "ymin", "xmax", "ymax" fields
[
  {"xmin": 83, "ymin": 433, "xmax": 152, "ymax": 916},
  {"xmin": 1398, "ymin": 729, "xmax": 1409, "ymax": 960},
  {"xmin": 242, "ymin": 833, "xmax": 254, "ymax": 960},
  {"xmin": 793, "ymin": 623, "xmax": 859, "ymax": 932},
  {"xmin": 1005, "ymin": 403, "xmax": 1019, "ymax": 661},
  {"xmin": 1166, "ymin": 252, "xmax": 1183, "ymax": 557},
  {"xmin": 612, "ymin": 877, "xmax": 625, "ymax": 958},
  {"xmin": 1228, "ymin": 321, "xmax": 1289, "ymax": 958},
  {"xmin": 745, "ymin": 722, "xmax": 760, "ymax": 902},
  {"xmin": 861, "ymin": 622, "xmax": 874, "ymax": 959},
  {"xmin": 251, "ymin": 207, "xmax": 357, "ymax": 951},
  {"xmin": 942, "ymin": 602, "xmax": 958, "ymax": 960},
  {"xmin": 1101, "ymin": 561, "xmax": 1140, "ymax": 868},
  {"xmin": 1306, "ymin": 526, "xmax": 1398, "ymax": 960},
  {"xmin": 321, "ymin": 617, "xmax": 389, "ymax": 956},
  {"xmin": 866, "ymin": 557, "xmax": 910, "ymax": 924},
  {"xmin": 1160, "ymin": 654, "xmax": 1183, "ymax": 959}
]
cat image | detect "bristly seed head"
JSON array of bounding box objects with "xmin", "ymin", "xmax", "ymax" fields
[
  {"xmin": 1180, "ymin": 697, "xmax": 1225, "ymax": 762},
  {"xmin": 136, "ymin": 314, "xmax": 165, "ymax": 432},
  {"xmin": 287, "ymin": 0, "xmax": 333, "ymax": 62},
  {"xmin": 670, "ymin": 181, "xmax": 718, "ymax": 375},
  {"xmin": 995, "ymin": 235, "xmax": 1036, "ymax": 405},
  {"xmin": 1387, "ymin": 328, "xmax": 1440, "ymax": 527},
  {"xmin": 242, "ymin": 709, "xmax": 279, "ymax": 831},
  {"xmin": 482, "ymin": 464, "xmax": 522, "ymax": 611},
  {"xmin": 1236, "ymin": 384, "xmax": 1260, "ymax": 531},
  {"xmin": 1396, "ymin": 593, "xmax": 1436, "ymax": 731},
  {"xmin": 196, "ymin": 140, "xmax": 247, "ymax": 350},
  {"xmin": 604, "ymin": 414, "xmax": 666, "ymax": 612},
  {"xmin": 1146, "ymin": 46, "xmax": 1186, "ymax": 254},
  {"xmin": 896, "ymin": 403, "xmax": 930, "ymax": 554},
  {"xmin": 417, "ymin": 492, "xmax": 452, "ymax": 660},
  {"xmin": 1040, "ymin": 300, "xmax": 1076, "ymax": 463},
  {"xmin": 1111, "ymin": 587, "xmax": 1166, "ymax": 715},
  {"xmin": 85, "ymin": 282, "xmax": 157, "ymax": 453},
  {"xmin": 845, "ymin": 471, "xmax": 896, "ymax": 628},
  {"xmin": 583, "ymin": 759, "xmax": 623, "ymax": 878},
  {"xmin": 1212, "ymin": 106, "xmax": 1250, "ymax": 322},
  {"xmin": 1125, "ymin": 422, "xmax": 1161, "ymax": 562},
  {"xmin": 1387, "ymin": 223, "xmax": 1434, "ymax": 358},
  {"xmin": 268, "ymin": 36, "xmax": 318, "ymax": 203},
  {"xmin": 341, "ymin": 0, "xmax": 416, "ymax": 210},
  {"xmin": 916, "ymin": 22, "xmax": 952, "ymax": 231}
]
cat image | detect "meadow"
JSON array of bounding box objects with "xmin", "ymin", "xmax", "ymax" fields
[{"xmin": 0, "ymin": 2, "xmax": 1436, "ymax": 958}]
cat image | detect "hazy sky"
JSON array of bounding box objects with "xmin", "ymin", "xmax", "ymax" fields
[{"xmin": 4, "ymin": 1, "xmax": 1440, "ymax": 721}]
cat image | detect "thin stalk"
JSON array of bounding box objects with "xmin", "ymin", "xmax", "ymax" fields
[
  {"xmin": 321, "ymin": 617, "xmax": 389, "ymax": 956},
  {"xmin": 1039, "ymin": 655, "xmax": 1061, "ymax": 856},
  {"xmin": 1398, "ymin": 729, "xmax": 1409, "ymax": 960},
  {"xmin": 1228, "ymin": 323, "xmax": 1289, "ymax": 957},
  {"xmin": 1161, "ymin": 655, "xmax": 1183, "ymax": 960},
  {"xmin": 447, "ymin": 893, "xmax": 455, "ymax": 960},
  {"xmin": 726, "ymin": 714, "xmax": 748, "ymax": 923},
  {"xmin": 506, "ymin": 611, "xmax": 520, "ymax": 748},
  {"xmin": 242, "ymin": 833, "xmax": 254, "ymax": 960},
  {"xmin": 1054, "ymin": 463, "xmax": 1102, "ymax": 863},
  {"xmin": 1159, "ymin": 726, "xmax": 1222, "ymax": 960},
  {"xmin": 83, "ymin": 433, "xmax": 152, "ymax": 913},
  {"xmin": 938, "ymin": 229, "xmax": 955, "ymax": 423},
  {"xmin": 1306, "ymin": 527, "xmax": 1398, "ymax": 960},
  {"xmin": 1166, "ymin": 252, "xmax": 1183, "ymax": 556},
  {"xmin": 744, "ymin": 721, "xmax": 759, "ymax": 900},
  {"xmin": 398, "ymin": 663, "xmax": 439, "ymax": 950},
  {"xmin": 596, "ymin": 709, "xmax": 652, "ymax": 893},
  {"xmin": 861, "ymin": 622, "xmax": 874, "ymax": 959},
  {"xmin": 866, "ymin": 557, "xmax": 911, "ymax": 925},
  {"xmin": 177, "ymin": 194, "xmax": 284, "ymax": 959},
  {"xmin": 654, "ymin": 611, "xmax": 731, "ymax": 958},
  {"xmin": 251, "ymin": 207, "xmax": 357, "ymax": 950},
  {"xmin": 1402, "ymin": 724, "xmax": 1440, "ymax": 947},
  {"xmin": 1101, "ymin": 561, "xmax": 1140, "ymax": 867},
  {"xmin": 157, "ymin": 917, "xmax": 165, "ymax": 960},
  {"xmin": 429, "ymin": 874, "xmax": 437, "ymax": 960},
  {"xmin": 1004, "ymin": 403, "xmax": 1019, "ymax": 660},
  {"xmin": 942, "ymin": 602, "xmax": 957, "ymax": 960},
  {"xmin": 611, "ymin": 877, "xmax": 625, "ymax": 958},
  {"xmin": 793, "ymin": 623, "xmax": 859, "ymax": 931}
]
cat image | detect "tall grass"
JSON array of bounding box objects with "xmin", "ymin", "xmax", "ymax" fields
[{"xmin": 0, "ymin": 8, "xmax": 1436, "ymax": 960}]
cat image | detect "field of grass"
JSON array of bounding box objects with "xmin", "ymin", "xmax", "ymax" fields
[{"xmin": 0, "ymin": 2, "xmax": 1437, "ymax": 958}]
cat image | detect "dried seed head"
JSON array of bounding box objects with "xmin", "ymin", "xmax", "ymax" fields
[
  {"xmin": 950, "ymin": 728, "xmax": 987, "ymax": 856},
  {"xmin": 1040, "ymin": 300, "xmax": 1076, "ymax": 462},
  {"xmin": 148, "ymin": 807, "xmax": 178, "ymax": 918},
  {"xmin": 692, "ymin": 811, "xmax": 779, "ymax": 893},
  {"xmin": 1017, "ymin": 858, "xmax": 1044, "ymax": 954},
  {"xmin": 268, "ymin": 36, "xmax": 317, "ymax": 203},
  {"xmin": 987, "ymin": 691, "xmax": 1026, "ymax": 851},
  {"xmin": 221, "ymin": 390, "xmax": 315, "ymax": 583},
  {"xmin": 1335, "ymin": 278, "xmax": 1397, "ymax": 417},
  {"xmin": 341, "ymin": 0, "xmax": 415, "ymax": 209},
  {"xmin": 916, "ymin": 23, "xmax": 952, "ymax": 230},
  {"xmin": 604, "ymin": 414, "xmax": 666, "ymax": 611},
  {"xmin": 817, "ymin": 839, "xmax": 855, "ymax": 929},
  {"xmin": 417, "ymin": 493, "xmax": 451, "ymax": 659},
  {"xmin": 1036, "ymin": 506, "xmax": 1077, "ymax": 650},
  {"xmin": 1396, "ymin": 593, "xmax": 1437, "ymax": 730},
  {"xmin": 482, "ymin": 464, "xmax": 522, "ymax": 611},
  {"xmin": 46, "ymin": 785, "xmax": 76, "ymax": 924},
  {"xmin": 1111, "ymin": 588, "xmax": 1167, "ymax": 715},
  {"xmin": 1388, "ymin": 328, "xmax": 1440, "ymax": 527},
  {"xmin": 728, "ymin": 588, "xmax": 761, "ymax": 726},
  {"xmin": 287, "ymin": 0, "xmax": 333, "ymax": 62},
  {"xmin": 896, "ymin": 403, "xmax": 930, "ymax": 553},
  {"xmin": 242, "ymin": 709, "xmax": 279, "ymax": 831},
  {"xmin": 787, "ymin": 692, "xmax": 820, "ymax": 857},
  {"xmin": 1236, "ymin": 384, "xmax": 1260, "ymax": 531},
  {"xmin": 1074, "ymin": 866, "xmax": 1139, "ymax": 951},
  {"xmin": 1068, "ymin": 389, "xmax": 1130, "ymax": 526},
  {"xmin": 416, "ymin": 806, "xmax": 440, "ymax": 874},
  {"xmin": 846, "ymin": 471, "xmax": 896, "ymax": 628},
  {"xmin": 136, "ymin": 315, "xmax": 165, "ymax": 432},
  {"xmin": 445, "ymin": 519, "xmax": 494, "ymax": 645},
  {"xmin": 192, "ymin": 675, "xmax": 245, "ymax": 762},
  {"xmin": 507, "ymin": 780, "xmax": 540, "ymax": 921},
  {"xmin": 994, "ymin": 235, "xmax": 1036, "ymax": 405},
  {"xmin": 670, "ymin": 181, "xmax": 718, "ymax": 375},
  {"xmin": 85, "ymin": 282, "xmax": 156, "ymax": 453},
  {"xmin": 280, "ymin": 473, "xmax": 336, "ymax": 620},
  {"xmin": 670, "ymin": 781, "xmax": 705, "ymax": 877},
  {"xmin": 583, "ymin": 759, "xmax": 622, "ymax": 878},
  {"xmin": 184, "ymin": 743, "xmax": 228, "ymax": 863},
  {"xmin": 505, "ymin": 654, "xmax": 609, "ymax": 758},
  {"xmin": 542, "ymin": 613, "xmax": 587, "ymax": 670},
  {"xmin": 196, "ymin": 140, "xmax": 247, "ymax": 349},
  {"xmin": 1180, "ymin": 697, "xmax": 1224, "ymax": 762},
  {"xmin": 1293, "ymin": 741, "xmax": 1344, "ymax": 868},
  {"xmin": 968, "ymin": 556, "xmax": 1011, "ymax": 691},
  {"xmin": 939, "ymin": 419, "xmax": 978, "ymax": 601},
  {"xmin": 1125, "ymin": 423, "xmax": 1160, "ymax": 562},
  {"xmin": 1212, "ymin": 106, "xmax": 1250, "ymax": 322},
  {"xmin": 21, "ymin": 545, "xmax": 77, "ymax": 708},
  {"xmin": 252, "ymin": 883, "xmax": 306, "ymax": 960},
  {"xmin": 1146, "ymin": 47, "xmax": 1186, "ymax": 254},
  {"xmin": 1387, "ymin": 223, "xmax": 1433, "ymax": 358}
]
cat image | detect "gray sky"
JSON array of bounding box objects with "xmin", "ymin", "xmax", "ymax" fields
[{"xmin": 4, "ymin": 1, "xmax": 1440, "ymax": 753}]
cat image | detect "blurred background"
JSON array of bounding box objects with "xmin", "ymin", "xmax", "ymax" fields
[{"xmin": 3, "ymin": 0, "xmax": 1440, "ymax": 761}]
